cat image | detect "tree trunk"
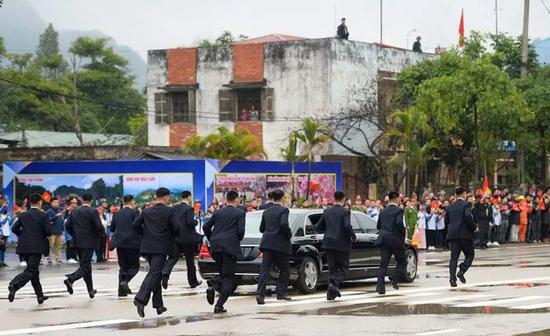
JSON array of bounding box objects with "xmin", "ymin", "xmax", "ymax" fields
[
  {"xmin": 306, "ymin": 154, "xmax": 312, "ymax": 200},
  {"xmin": 472, "ymin": 96, "xmax": 481, "ymax": 189},
  {"xmin": 291, "ymin": 161, "xmax": 296, "ymax": 201},
  {"xmin": 72, "ymin": 58, "xmax": 83, "ymax": 145}
]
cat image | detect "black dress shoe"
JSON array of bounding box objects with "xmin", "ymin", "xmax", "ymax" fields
[
  {"xmin": 8, "ymin": 285, "xmax": 16, "ymax": 302},
  {"xmin": 376, "ymin": 289, "xmax": 386, "ymax": 295},
  {"xmin": 392, "ymin": 282, "xmax": 399, "ymax": 290},
  {"xmin": 214, "ymin": 306, "xmax": 227, "ymax": 314},
  {"xmin": 206, "ymin": 287, "xmax": 215, "ymax": 305},
  {"xmin": 124, "ymin": 283, "xmax": 133, "ymax": 295},
  {"xmin": 256, "ymin": 295, "xmax": 265, "ymax": 305},
  {"xmin": 190, "ymin": 280, "xmax": 203, "ymax": 289},
  {"xmin": 156, "ymin": 306, "xmax": 168, "ymax": 315},
  {"xmin": 118, "ymin": 289, "xmax": 128, "ymax": 297},
  {"xmin": 63, "ymin": 279, "xmax": 73, "ymax": 295},
  {"xmin": 88, "ymin": 289, "xmax": 97, "ymax": 299},
  {"xmin": 276, "ymin": 295, "xmax": 292, "ymax": 301},
  {"xmin": 457, "ymin": 271, "xmax": 467, "ymax": 284},
  {"xmin": 37, "ymin": 295, "xmax": 49, "ymax": 305},
  {"xmin": 450, "ymin": 280, "xmax": 457, "ymax": 288},
  {"xmin": 161, "ymin": 276, "xmax": 169, "ymax": 290},
  {"xmin": 134, "ymin": 300, "xmax": 145, "ymax": 318}
]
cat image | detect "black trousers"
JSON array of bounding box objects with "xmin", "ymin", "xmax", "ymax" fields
[
  {"xmin": 65, "ymin": 241, "xmax": 78, "ymax": 261},
  {"xmin": 67, "ymin": 248, "xmax": 95, "ymax": 292},
  {"xmin": 377, "ymin": 244, "xmax": 407, "ymax": 292},
  {"xmin": 449, "ymin": 239, "xmax": 475, "ymax": 282},
  {"xmin": 162, "ymin": 244, "xmax": 199, "ymax": 286},
  {"xmin": 256, "ymin": 249, "xmax": 290, "ymax": 297},
  {"xmin": 212, "ymin": 252, "xmax": 236, "ymax": 308},
  {"xmin": 477, "ymin": 222, "xmax": 489, "ymax": 246},
  {"xmin": 135, "ymin": 254, "xmax": 166, "ymax": 308},
  {"xmin": 9, "ymin": 254, "xmax": 44, "ymax": 297},
  {"xmin": 426, "ymin": 230, "xmax": 437, "ymax": 247},
  {"xmin": 326, "ymin": 249, "xmax": 350, "ymax": 289},
  {"xmin": 95, "ymin": 236, "xmax": 107, "ymax": 262},
  {"xmin": 117, "ymin": 248, "xmax": 141, "ymax": 285}
]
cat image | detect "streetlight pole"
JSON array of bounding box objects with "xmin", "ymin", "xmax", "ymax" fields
[{"xmin": 380, "ymin": 0, "xmax": 383, "ymax": 43}]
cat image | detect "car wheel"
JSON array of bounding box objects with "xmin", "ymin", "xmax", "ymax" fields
[
  {"xmin": 403, "ymin": 249, "xmax": 418, "ymax": 283},
  {"xmin": 296, "ymin": 257, "xmax": 319, "ymax": 294}
]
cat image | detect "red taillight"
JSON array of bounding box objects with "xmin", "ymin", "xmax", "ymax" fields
[
  {"xmin": 199, "ymin": 243, "xmax": 211, "ymax": 259},
  {"xmin": 257, "ymin": 252, "xmax": 263, "ymax": 259}
]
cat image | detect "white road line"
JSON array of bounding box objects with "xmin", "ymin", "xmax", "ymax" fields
[
  {"xmin": 404, "ymin": 294, "xmax": 494, "ymax": 306},
  {"xmin": 414, "ymin": 329, "xmax": 461, "ymax": 336},
  {"xmin": 512, "ymin": 302, "xmax": 550, "ymax": 310},
  {"xmin": 453, "ymin": 296, "xmax": 546, "ymax": 308},
  {"xmin": 263, "ymin": 291, "xmax": 364, "ymax": 303},
  {"xmin": 0, "ymin": 319, "xmax": 137, "ymax": 335}
]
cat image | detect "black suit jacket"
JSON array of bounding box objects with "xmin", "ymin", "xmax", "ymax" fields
[
  {"xmin": 259, "ymin": 204, "xmax": 292, "ymax": 255},
  {"xmin": 110, "ymin": 207, "xmax": 141, "ymax": 250},
  {"xmin": 12, "ymin": 208, "xmax": 51, "ymax": 256},
  {"xmin": 203, "ymin": 205, "xmax": 245, "ymax": 258},
  {"xmin": 258, "ymin": 202, "xmax": 274, "ymax": 210},
  {"xmin": 445, "ymin": 199, "xmax": 476, "ymax": 241},
  {"xmin": 66, "ymin": 205, "xmax": 105, "ymax": 249},
  {"xmin": 376, "ymin": 204, "xmax": 405, "ymax": 247},
  {"xmin": 174, "ymin": 202, "xmax": 202, "ymax": 246},
  {"xmin": 315, "ymin": 204, "xmax": 356, "ymax": 252},
  {"xmin": 133, "ymin": 203, "xmax": 179, "ymax": 255},
  {"xmin": 472, "ymin": 202, "xmax": 492, "ymax": 225}
]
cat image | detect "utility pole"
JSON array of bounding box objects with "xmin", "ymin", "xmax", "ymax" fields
[
  {"xmin": 495, "ymin": 0, "xmax": 499, "ymax": 34},
  {"xmin": 380, "ymin": 0, "xmax": 383, "ymax": 43},
  {"xmin": 520, "ymin": 0, "xmax": 530, "ymax": 77}
]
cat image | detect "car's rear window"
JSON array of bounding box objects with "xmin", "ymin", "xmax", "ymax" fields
[{"xmin": 245, "ymin": 211, "xmax": 298, "ymax": 238}]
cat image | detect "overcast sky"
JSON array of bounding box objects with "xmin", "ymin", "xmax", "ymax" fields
[{"xmin": 23, "ymin": 0, "xmax": 550, "ymax": 60}]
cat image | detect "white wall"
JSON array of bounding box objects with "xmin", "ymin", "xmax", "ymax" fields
[{"xmin": 146, "ymin": 50, "xmax": 169, "ymax": 146}]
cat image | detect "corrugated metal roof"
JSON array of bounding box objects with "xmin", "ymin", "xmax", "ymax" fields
[{"xmin": 0, "ymin": 130, "xmax": 133, "ymax": 147}]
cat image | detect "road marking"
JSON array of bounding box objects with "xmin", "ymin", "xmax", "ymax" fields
[
  {"xmin": 512, "ymin": 302, "xmax": 550, "ymax": 310},
  {"xmin": 0, "ymin": 319, "xmax": 137, "ymax": 335},
  {"xmin": 452, "ymin": 296, "xmax": 546, "ymax": 308},
  {"xmin": 405, "ymin": 294, "xmax": 494, "ymax": 306},
  {"xmin": 414, "ymin": 329, "xmax": 461, "ymax": 336}
]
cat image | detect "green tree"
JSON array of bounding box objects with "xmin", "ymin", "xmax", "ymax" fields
[
  {"xmin": 281, "ymin": 132, "xmax": 305, "ymax": 199},
  {"xmin": 183, "ymin": 126, "xmax": 266, "ymax": 161},
  {"xmin": 294, "ymin": 119, "xmax": 330, "ymax": 199},
  {"xmin": 128, "ymin": 113, "xmax": 148, "ymax": 146},
  {"xmin": 35, "ymin": 23, "xmax": 67, "ymax": 80}
]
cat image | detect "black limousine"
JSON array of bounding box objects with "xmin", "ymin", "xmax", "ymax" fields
[{"xmin": 198, "ymin": 209, "xmax": 418, "ymax": 293}]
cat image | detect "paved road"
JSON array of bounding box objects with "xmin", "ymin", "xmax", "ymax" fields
[{"xmin": 1, "ymin": 244, "xmax": 550, "ymax": 336}]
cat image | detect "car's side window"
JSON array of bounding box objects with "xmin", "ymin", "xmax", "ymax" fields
[
  {"xmin": 355, "ymin": 213, "xmax": 378, "ymax": 232},
  {"xmin": 305, "ymin": 214, "xmax": 322, "ymax": 235},
  {"xmin": 350, "ymin": 215, "xmax": 365, "ymax": 233}
]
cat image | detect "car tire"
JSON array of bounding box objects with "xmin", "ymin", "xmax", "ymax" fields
[
  {"xmin": 295, "ymin": 257, "xmax": 319, "ymax": 294},
  {"xmin": 403, "ymin": 249, "xmax": 418, "ymax": 283}
]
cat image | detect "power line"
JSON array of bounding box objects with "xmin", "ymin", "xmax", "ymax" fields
[{"xmin": 540, "ymin": 0, "xmax": 550, "ymax": 15}]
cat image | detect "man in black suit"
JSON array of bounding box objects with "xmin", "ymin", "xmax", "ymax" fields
[
  {"xmin": 133, "ymin": 188, "xmax": 180, "ymax": 318},
  {"xmin": 256, "ymin": 190, "xmax": 292, "ymax": 304},
  {"xmin": 337, "ymin": 17, "xmax": 349, "ymax": 39},
  {"xmin": 64, "ymin": 193, "xmax": 105, "ymax": 299},
  {"xmin": 376, "ymin": 191, "xmax": 407, "ymax": 295},
  {"xmin": 445, "ymin": 187, "xmax": 477, "ymax": 287},
  {"xmin": 315, "ymin": 191, "xmax": 356, "ymax": 300},
  {"xmin": 258, "ymin": 192, "xmax": 274, "ymax": 210},
  {"xmin": 110, "ymin": 194, "xmax": 141, "ymax": 297},
  {"xmin": 162, "ymin": 191, "xmax": 203, "ymax": 290},
  {"xmin": 203, "ymin": 190, "xmax": 246, "ymax": 313},
  {"xmin": 8, "ymin": 194, "xmax": 51, "ymax": 304}
]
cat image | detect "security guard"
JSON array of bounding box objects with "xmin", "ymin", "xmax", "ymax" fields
[
  {"xmin": 256, "ymin": 189, "xmax": 292, "ymax": 304},
  {"xmin": 8, "ymin": 194, "xmax": 51, "ymax": 304},
  {"xmin": 203, "ymin": 190, "xmax": 246, "ymax": 313}
]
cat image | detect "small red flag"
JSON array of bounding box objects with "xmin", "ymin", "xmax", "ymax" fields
[
  {"xmin": 458, "ymin": 9, "xmax": 465, "ymax": 47},
  {"xmin": 41, "ymin": 191, "xmax": 52, "ymax": 203},
  {"xmin": 482, "ymin": 177, "xmax": 491, "ymax": 196}
]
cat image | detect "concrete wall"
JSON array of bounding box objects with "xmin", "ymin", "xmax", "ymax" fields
[{"xmin": 147, "ymin": 50, "xmax": 169, "ymax": 146}]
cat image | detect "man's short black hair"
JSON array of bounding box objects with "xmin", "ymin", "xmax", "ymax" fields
[
  {"xmin": 181, "ymin": 191, "xmax": 192, "ymax": 199},
  {"xmin": 267, "ymin": 191, "xmax": 274, "ymax": 200},
  {"xmin": 388, "ymin": 191, "xmax": 400, "ymax": 201},
  {"xmin": 51, "ymin": 197, "xmax": 58, "ymax": 202},
  {"xmin": 341, "ymin": 17, "xmax": 346, "ymax": 21},
  {"xmin": 334, "ymin": 191, "xmax": 346, "ymax": 202},
  {"xmin": 271, "ymin": 189, "xmax": 285, "ymax": 201},
  {"xmin": 226, "ymin": 190, "xmax": 239, "ymax": 202},
  {"xmin": 156, "ymin": 187, "xmax": 170, "ymax": 198},
  {"xmin": 29, "ymin": 193, "xmax": 42, "ymax": 205},
  {"xmin": 456, "ymin": 187, "xmax": 466, "ymax": 196},
  {"xmin": 123, "ymin": 195, "xmax": 134, "ymax": 204},
  {"xmin": 82, "ymin": 193, "xmax": 93, "ymax": 202}
]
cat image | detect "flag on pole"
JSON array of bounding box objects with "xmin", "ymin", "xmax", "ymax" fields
[
  {"xmin": 482, "ymin": 177, "xmax": 491, "ymax": 196},
  {"xmin": 458, "ymin": 9, "xmax": 465, "ymax": 47}
]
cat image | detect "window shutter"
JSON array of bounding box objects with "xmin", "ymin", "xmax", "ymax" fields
[
  {"xmin": 188, "ymin": 90, "xmax": 196, "ymax": 123},
  {"xmin": 154, "ymin": 93, "xmax": 167, "ymax": 124},
  {"xmin": 219, "ymin": 89, "xmax": 235, "ymax": 121},
  {"xmin": 261, "ymin": 88, "xmax": 274, "ymax": 121}
]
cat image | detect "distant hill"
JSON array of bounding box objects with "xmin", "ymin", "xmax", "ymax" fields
[
  {"xmin": 0, "ymin": 1, "xmax": 146, "ymax": 90},
  {"xmin": 534, "ymin": 38, "xmax": 550, "ymax": 65}
]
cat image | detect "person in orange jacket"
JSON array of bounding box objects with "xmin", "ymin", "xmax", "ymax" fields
[{"xmin": 518, "ymin": 195, "xmax": 532, "ymax": 243}]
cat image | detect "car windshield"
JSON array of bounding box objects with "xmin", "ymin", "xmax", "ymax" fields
[{"xmin": 245, "ymin": 211, "xmax": 298, "ymax": 238}]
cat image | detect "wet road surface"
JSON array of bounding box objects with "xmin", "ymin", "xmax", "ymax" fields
[{"xmin": 1, "ymin": 244, "xmax": 550, "ymax": 335}]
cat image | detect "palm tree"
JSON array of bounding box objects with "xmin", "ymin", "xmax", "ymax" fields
[
  {"xmin": 294, "ymin": 119, "xmax": 330, "ymax": 199},
  {"xmin": 281, "ymin": 131, "xmax": 304, "ymax": 199},
  {"xmin": 183, "ymin": 126, "xmax": 267, "ymax": 161}
]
